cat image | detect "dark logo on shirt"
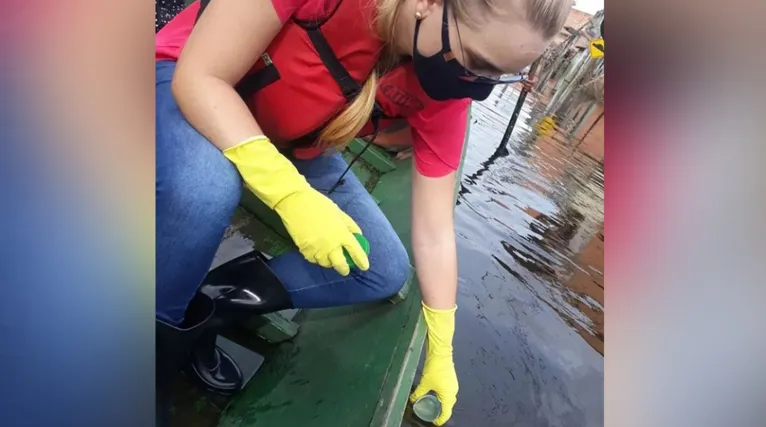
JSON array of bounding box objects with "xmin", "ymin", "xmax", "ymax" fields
[{"xmin": 380, "ymin": 83, "xmax": 424, "ymax": 115}]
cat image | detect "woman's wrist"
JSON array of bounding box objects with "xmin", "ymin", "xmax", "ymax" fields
[{"xmin": 423, "ymin": 302, "xmax": 457, "ymax": 313}]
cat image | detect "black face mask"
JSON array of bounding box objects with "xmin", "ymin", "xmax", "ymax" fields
[{"xmin": 412, "ymin": 3, "xmax": 494, "ymax": 101}]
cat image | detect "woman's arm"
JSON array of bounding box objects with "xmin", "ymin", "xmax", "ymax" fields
[
  {"xmin": 171, "ymin": 0, "xmax": 369, "ymax": 274},
  {"xmin": 172, "ymin": 0, "xmax": 284, "ymax": 150},
  {"xmin": 409, "ymin": 167, "xmax": 460, "ymax": 426},
  {"xmin": 411, "ymin": 168, "xmax": 458, "ymax": 309}
]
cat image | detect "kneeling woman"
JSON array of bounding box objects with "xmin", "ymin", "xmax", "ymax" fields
[{"xmin": 156, "ymin": 0, "xmax": 570, "ymax": 423}]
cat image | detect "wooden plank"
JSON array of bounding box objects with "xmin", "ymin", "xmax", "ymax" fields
[
  {"xmin": 346, "ymin": 139, "xmax": 397, "ymax": 173},
  {"xmin": 374, "ymin": 318, "xmax": 427, "ymax": 427},
  {"xmin": 238, "ymin": 191, "xmax": 291, "ymax": 243},
  {"xmin": 387, "ymin": 267, "xmax": 413, "ymax": 305}
]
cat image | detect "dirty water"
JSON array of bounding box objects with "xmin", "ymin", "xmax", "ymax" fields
[{"xmin": 403, "ymin": 85, "xmax": 604, "ymax": 427}]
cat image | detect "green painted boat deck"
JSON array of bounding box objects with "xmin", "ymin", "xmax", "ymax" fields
[
  {"xmin": 168, "ymin": 110, "xmax": 469, "ymax": 427},
  {"xmin": 222, "ymin": 141, "xmax": 427, "ymax": 427}
]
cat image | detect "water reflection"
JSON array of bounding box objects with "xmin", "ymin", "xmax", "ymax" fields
[{"xmin": 412, "ymin": 84, "xmax": 604, "ymax": 426}]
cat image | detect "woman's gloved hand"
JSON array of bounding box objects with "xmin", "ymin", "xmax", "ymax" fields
[
  {"xmin": 410, "ymin": 303, "xmax": 458, "ymax": 426},
  {"xmin": 274, "ymin": 188, "xmax": 368, "ymax": 275},
  {"xmin": 223, "ymin": 136, "xmax": 369, "ymax": 276}
]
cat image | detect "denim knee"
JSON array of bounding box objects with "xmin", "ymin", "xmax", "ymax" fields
[
  {"xmin": 360, "ymin": 238, "xmax": 410, "ymax": 300},
  {"xmin": 155, "ymin": 148, "xmax": 242, "ymax": 325},
  {"xmin": 159, "ymin": 148, "xmax": 242, "ymax": 224},
  {"xmin": 169, "ymin": 162, "xmax": 240, "ymax": 221}
]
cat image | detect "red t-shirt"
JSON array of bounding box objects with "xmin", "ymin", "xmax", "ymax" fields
[{"xmin": 156, "ymin": 0, "xmax": 468, "ymax": 178}]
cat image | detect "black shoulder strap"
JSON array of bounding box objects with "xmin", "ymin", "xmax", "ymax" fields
[
  {"xmin": 299, "ymin": 24, "xmax": 362, "ymax": 102},
  {"xmin": 198, "ymin": 0, "xmax": 361, "ymax": 102},
  {"xmin": 292, "ymin": 0, "xmax": 363, "ymax": 102},
  {"xmin": 196, "ymin": 0, "xmax": 379, "ymax": 148}
]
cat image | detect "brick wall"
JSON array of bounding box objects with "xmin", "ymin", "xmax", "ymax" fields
[{"xmin": 554, "ymin": 8, "xmax": 594, "ymax": 44}]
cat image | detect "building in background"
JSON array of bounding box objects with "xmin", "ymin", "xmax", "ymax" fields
[{"xmin": 554, "ymin": 8, "xmax": 603, "ymax": 48}]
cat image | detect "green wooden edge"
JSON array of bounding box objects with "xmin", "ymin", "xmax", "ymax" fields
[
  {"xmin": 239, "ymin": 190, "xmax": 290, "ymax": 242},
  {"xmin": 387, "ymin": 267, "xmax": 413, "ymax": 305},
  {"xmin": 246, "ymin": 312, "xmax": 300, "ymax": 343},
  {"xmin": 370, "ymin": 106, "xmax": 472, "ymax": 426},
  {"xmin": 370, "ymin": 312, "xmax": 427, "ymax": 427},
  {"xmin": 347, "ymin": 139, "xmax": 398, "ymax": 173}
]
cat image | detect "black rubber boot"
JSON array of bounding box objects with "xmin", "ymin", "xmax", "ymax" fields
[
  {"xmin": 156, "ymin": 293, "xmax": 243, "ymax": 400},
  {"xmin": 156, "ymin": 293, "xmax": 216, "ymax": 426},
  {"xmin": 200, "ymin": 250, "xmax": 293, "ymax": 317},
  {"xmin": 157, "ymin": 250, "xmax": 290, "ymax": 407},
  {"xmin": 185, "ymin": 329, "xmax": 242, "ymax": 395}
]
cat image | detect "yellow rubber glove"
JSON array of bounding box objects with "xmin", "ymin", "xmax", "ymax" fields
[
  {"xmin": 223, "ymin": 136, "xmax": 369, "ymax": 276},
  {"xmin": 410, "ymin": 303, "xmax": 458, "ymax": 426}
]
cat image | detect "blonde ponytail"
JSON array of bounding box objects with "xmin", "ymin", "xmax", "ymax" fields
[
  {"xmin": 318, "ymin": 0, "xmax": 405, "ymax": 148},
  {"xmin": 318, "ymin": 72, "xmax": 379, "ymax": 148}
]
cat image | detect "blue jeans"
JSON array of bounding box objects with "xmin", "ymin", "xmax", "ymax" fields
[{"xmin": 156, "ymin": 61, "xmax": 410, "ymax": 325}]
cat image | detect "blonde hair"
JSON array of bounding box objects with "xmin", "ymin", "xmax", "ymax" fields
[{"xmin": 317, "ymin": 0, "xmax": 571, "ymax": 148}]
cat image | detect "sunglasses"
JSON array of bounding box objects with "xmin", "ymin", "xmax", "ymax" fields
[
  {"xmin": 452, "ymin": 11, "xmax": 527, "ymax": 86},
  {"xmin": 458, "ymin": 71, "xmax": 526, "ymax": 85}
]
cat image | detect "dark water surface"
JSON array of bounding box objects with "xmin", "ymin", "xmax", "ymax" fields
[{"xmin": 405, "ymin": 86, "xmax": 604, "ymax": 427}]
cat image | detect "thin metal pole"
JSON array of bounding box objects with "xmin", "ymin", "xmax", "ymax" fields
[
  {"xmin": 574, "ymin": 110, "xmax": 604, "ymax": 149},
  {"xmin": 568, "ymin": 101, "xmax": 599, "ymax": 142},
  {"xmin": 559, "ymin": 91, "xmax": 587, "ymax": 130},
  {"xmin": 544, "ymin": 49, "xmax": 591, "ymax": 117},
  {"xmin": 537, "ymin": 38, "xmax": 575, "ymax": 92},
  {"xmin": 500, "ymin": 59, "xmax": 542, "ymax": 145},
  {"xmin": 553, "ymin": 49, "xmax": 587, "ymax": 95}
]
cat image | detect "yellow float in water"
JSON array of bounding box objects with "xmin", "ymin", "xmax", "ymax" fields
[{"xmin": 536, "ymin": 116, "xmax": 556, "ymax": 136}]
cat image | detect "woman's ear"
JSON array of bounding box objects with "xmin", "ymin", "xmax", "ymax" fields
[{"xmin": 415, "ymin": 0, "xmax": 443, "ymax": 20}]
